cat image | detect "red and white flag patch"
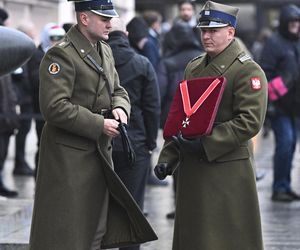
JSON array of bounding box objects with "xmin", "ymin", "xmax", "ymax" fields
[{"xmin": 251, "ymin": 77, "xmax": 261, "ymax": 90}]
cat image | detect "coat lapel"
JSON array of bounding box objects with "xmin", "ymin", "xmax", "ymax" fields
[
  {"xmin": 67, "ymin": 26, "xmax": 100, "ymax": 72},
  {"xmin": 67, "ymin": 25, "xmax": 106, "ymax": 94}
]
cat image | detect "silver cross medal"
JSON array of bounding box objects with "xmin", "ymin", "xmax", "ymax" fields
[{"xmin": 182, "ymin": 117, "xmax": 190, "ymax": 128}]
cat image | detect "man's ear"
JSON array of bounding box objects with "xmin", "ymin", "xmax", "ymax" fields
[
  {"xmin": 80, "ymin": 12, "xmax": 89, "ymax": 26},
  {"xmin": 228, "ymin": 26, "xmax": 235, "ymax": 39}
]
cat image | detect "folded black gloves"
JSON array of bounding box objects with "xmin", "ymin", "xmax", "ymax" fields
[
  {"xmin": 172, "ymin": 133, "xmax": 207, "ymax": 159},
  {"xmin": 118, "ymin": 122, "xmax": 136, "ymax": 168},
  {"xmin": 154, "ymin": 163, "xmax": 172, "ymax": 180}
]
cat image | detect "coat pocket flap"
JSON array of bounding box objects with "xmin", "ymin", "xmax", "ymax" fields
[
  {"xmin": 55, "ymin": 128, "xmax": 91, "ymax": 151},
  {"xmin": 215, "ymin": 146, "xmax": 250, "ymax": 162}
]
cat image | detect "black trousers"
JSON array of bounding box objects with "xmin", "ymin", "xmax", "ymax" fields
[
  {"xmin": 0, "ymin": 132, "xmax": 12, "ymax": 185},
  {"xmin": 14, "ymin": 103, "xmax": 32, "ymax": 167},
  {"xmin": 113, "ymin": 147, "xmax": 151, "ymax": 250}
]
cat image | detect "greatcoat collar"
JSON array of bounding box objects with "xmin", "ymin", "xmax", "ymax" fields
[
  {"xmin": 66, "ymin": 25, "xmax": 110, "ymax": 76},
  {"xmin": 190, "ymin": 39, "xmax": 244, "ymax": 77}
]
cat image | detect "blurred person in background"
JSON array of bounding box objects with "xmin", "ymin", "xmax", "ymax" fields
[
  {"xmin": 159, "ymin": 22, "xmax": 202, "ymax": 129},
  {"xmin": 251, "ymin": 28, "xmax": 273, "ymax": 138},
  {"xmin": 174, "ymin": 0, "xmax": 202, "ymax": 45},
  {"xmin": 0, "ymin": 7, "xmax": 18, "ymax": 197},
  {"xmin": 127, "ymin": 16, "xmax": 166, "ymax": 186},
  {"xmin": 142, "ymin": 10, "xmax": 162, "ymax": 68},
  {"xmin": 10, "ymin": 24, "xmax": 37, "ymax": 176},
  {"xmin": 27, "ymin": 23, "xmax": 66, "ymax": 178},
  {"xmin": 10, "ymin": 65, "xmax": 34, "ymax": 176},
  {"xmin": 108, "ymin": 18, "xmax": 160, "ymax": 250},
  {"xmin": 251, "ymin": 28, "xmax": 272, "ymax": 64},
  {"xmin": 175, "ymin": 0, "xmax": 197, "ymax": 27},
  {"xmin": 157, "ymin": 22, "xmax": 203, "ymax": 219},
  {"xmin": 0, "ymin": 7, "xmax": 9, "ymax": 26},
  {"xmin": 126, "ymin": 16, "xmax": 160, "ymax": 70},
  {"xmin": 62, "ymin": 22, "xmax": 74, "ymax": 33},
  {"xmin": 260, "ymin": 4, "xmax": 300, "ymax": 202}
]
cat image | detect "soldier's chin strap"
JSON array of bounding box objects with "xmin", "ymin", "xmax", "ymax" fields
[{"xmin": 118, "ymin": 122, "xmax": 136, "ymax": 168}]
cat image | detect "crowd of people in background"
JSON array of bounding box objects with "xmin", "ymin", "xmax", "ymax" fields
[
  {"xmin": 0, "ymin": 8, "xmax": 67, "ymax": 196},
  {"xmin": 1, "ymin": 0, "xmax": 300, "ymax": 212},
  {"xmin": 1, "ymin": 0, "xmax": 300, "ymax": 249}
]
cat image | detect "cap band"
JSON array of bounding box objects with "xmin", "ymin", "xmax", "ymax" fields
[
  {"xmin": 75, "ymin": 0, "xmax": 113, "ymax": 12},
  {"xmin": 199, "ymin": 9, "xmax": 237, "ymax": 28}
]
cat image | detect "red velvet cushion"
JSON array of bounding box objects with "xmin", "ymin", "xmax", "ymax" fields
[{"xmin": 163, "ymin": 76, "xmax": 227, "ymax": 139}]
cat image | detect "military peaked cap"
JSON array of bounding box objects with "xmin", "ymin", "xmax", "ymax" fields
[
  {"xmin": 67, "ymin": 0, "xmax": 119, "ymax": 18},
  {"xmin": 197, "ymin": 1, "xmax": 239, "ymax": 28}
]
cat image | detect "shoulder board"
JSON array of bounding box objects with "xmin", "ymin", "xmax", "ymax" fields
[
  {"xmin": 238, "ymin": 54, "xmax": 252, "ymax": 63},
  {"xmin": 58, "ymin": 39, "xmax": 70, "ymax": 48},
  {"xmin": 100, "ymin": 40, "xmax": 109, "ymax": 47},
  {"xmin": 190, "ymin": 54, "xmax": 205, "ymax": 63}
]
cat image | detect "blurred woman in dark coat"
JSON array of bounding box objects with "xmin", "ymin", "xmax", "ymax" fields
[
  {"xmin": 156, "ymin": 22, "xmax": 202, "ymax": 218},
  {"xmin": 108, "ymin": 24, "xmax": 160, "ymax": 250},
  {"xmin": 158, "ymin": 22, "xmax": 202, "ymax": 129}
]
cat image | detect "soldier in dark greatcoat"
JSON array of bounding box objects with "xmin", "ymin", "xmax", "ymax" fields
[{"xmin": 154, "ymin": 1, "xmax": 267, "ymax": 249}]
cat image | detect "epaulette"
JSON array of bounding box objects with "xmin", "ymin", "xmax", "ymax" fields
[
  {"xmin": 100, "ymin": 40, "xmax": 109, "ymax": 47},
  {"xmin": 238, "ymin": 53, "xmax": 252, "ymax": 63},
  {"xmin": 58, "ymin": 39, "xmax": 70, "ymax": 48},
  {"xmin": 190, "ymin": 53, "xmax": 205, "ymax": 63}
]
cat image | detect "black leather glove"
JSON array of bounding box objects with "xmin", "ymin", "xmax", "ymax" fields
[
  {"xmin": 172, "ymin": 133, "xmax": 206, "ymax": 159},
  {"xmin": 118, "ymin": 122, "xmax": 136, "ymax": 168},
  {"xmin": 154, "ymin": 163, "xmax": 172, "ymax": 180}
]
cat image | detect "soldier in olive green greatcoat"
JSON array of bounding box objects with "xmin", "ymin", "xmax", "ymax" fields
[
  {"xmin": 155, "ymin": 1, "xmax": 267, "ymax": 250},
  {"xmin": 29, "ymin": 1, "xmax": 157, "ymax": 249}
]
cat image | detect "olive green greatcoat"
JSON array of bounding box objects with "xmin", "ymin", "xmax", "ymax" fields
[
  {"xmin": 158, "ymin": 39, "xmax": 267, "ymax": 250},
  {"xmin": 29, "ymin": 25, "xmax": 157, "ymax": 250}
]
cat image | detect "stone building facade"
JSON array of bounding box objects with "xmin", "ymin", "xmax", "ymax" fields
[{"xmin": 0, "ymin": 0, "xmax": 135, "ymax": 43}]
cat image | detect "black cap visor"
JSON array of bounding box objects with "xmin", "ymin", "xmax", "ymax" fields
[
  {"xmin": 91, "ymin": 8, "xmax": 119, "ymax": 18},
  {"xmin": 75, "ymin": 1, "xmax": 119, "ymax": 17},
  {"xmin": 197, "ymin": 20, "xmax": 229, "ymax": 28}
]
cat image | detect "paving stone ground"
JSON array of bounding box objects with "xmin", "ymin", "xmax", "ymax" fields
[{"xmin": 1, "ymin": 125, "xmax": 300, "ymax": 249}]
